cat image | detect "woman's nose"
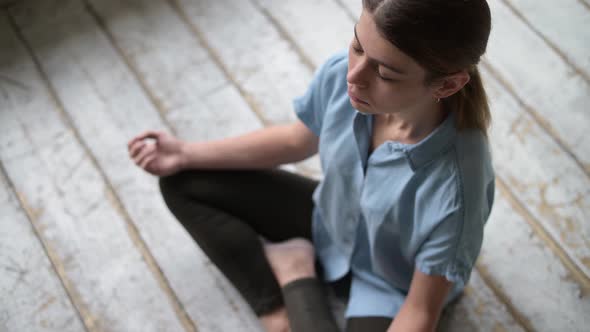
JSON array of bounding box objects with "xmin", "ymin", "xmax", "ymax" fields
[{"xmin": 347, "ymin": 59, "xmax": 369, "ymax": 88}]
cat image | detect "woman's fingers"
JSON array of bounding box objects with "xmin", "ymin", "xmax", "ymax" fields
[
  {"xmin": 129, "ymin": 141, "xmax": 145, "ymax": 159},
  {"xmin": 127, "ymin": 130, "xmax": 162, "ymax": 151},
  {"xmin": 134, "ymin": 143, "xmax": 156, "ymax": 167},
  {"xmin": 140, "ymin": 153, "xmax": 157, "ymax": 170}
]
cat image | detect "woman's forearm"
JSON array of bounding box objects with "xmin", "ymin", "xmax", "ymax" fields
[
  {"xmin": 387, "ymin": 303, "xmax": 438, "ymax": 332},
  {"xmin": 180, "ymin": 123, "xmax": 316, "ymax": 170}
]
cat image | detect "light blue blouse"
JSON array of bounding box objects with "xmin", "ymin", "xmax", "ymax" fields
[{"xmin": 293, "ymin": 51, "xmax": 495, "ymax": 318}]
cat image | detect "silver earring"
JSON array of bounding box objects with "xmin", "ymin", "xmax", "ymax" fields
[{"xmin": 436, "ymin": 98, "xmax": 441, "ymax": 103}]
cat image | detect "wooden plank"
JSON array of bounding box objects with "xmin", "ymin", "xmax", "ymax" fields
[
  {"xmin": 250, "ymin": 1, "xmax": 527, "ymax": 330},
  {"xmin": 0, "ymin": 170, "xmax": 85, "ymax": 332},
  {"xmin": 10, "ymin": 0, "xmax": 264, "ymax": 330},
  {"xmin": 176, "ymin": 0, "xmax": 308, "ymax": 125},
  {"xmin": 485, "ymin": 0, "xmax": 590, "ymax": 174},
  {"xmin": 499, "ymin": 0, "xmax": 590, "ymax": 80},
  {"xmin": 1, "ymin": 8, "xmax": 186, "ymax": 332},
  {"xmin": 436, "ymin": 271, "xmax": 524, "ymax": 332},
  {"xmin": 172, "ymin": 0, "xmax": 322, "ymax": 177},
  {"xmin": 338, "ymin": 0, "xmax": 362, "ymax": 19},
  {"xmin": 482, "ymin": 65, "xmax": 590, "ymax": 279},
  {"xmin": 478, "ymin": 188, "xmax": 590, "ymax": 332},
  {"xmin": 255, "ymin": 0, "xmax": 352, "ymax": 67}
]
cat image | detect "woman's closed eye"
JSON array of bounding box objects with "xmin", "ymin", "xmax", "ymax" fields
[
  {"xmin": 377, "ymin": 70, "xmax": 396, "ymax": 81},
  {"xmin": 350, "ymin": 42, "xmax": 398, "ymax": 82},
  {"xmin": 351, "ymin": 44, "xmax": 363, "ymax": 55}
]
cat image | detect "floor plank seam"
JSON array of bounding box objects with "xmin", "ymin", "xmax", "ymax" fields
[
  {"xmin": 245, "ymin": 0, "xmax": 327, "ymax": 178},
  {"xmin": 496, "ymin": 178, "xmax": 590, "ymax": 294},
  {"xmin": 0, "ymin": 160, "xmax": 92, "ymax": 332},
  {"xmin": 249, "ymin": 0, "xmax": 316, "ymax": 72},
  {"xmin": 332, "ymin": 0, "xmax": 358, "ymax": 22},
  {"xmin": 501, "ymin": 0, "xmax": 590, "ymax": 83},
  {"xmin": 474, "ymin": 261, "xmax": 534, "ymax": 332},
  {"xmin": 7, "ymin": 6, "xmax": 198, "ymax": 331},
  {"xmin": 168, "ymin": 0, "xmax": 318, "ymax": 181},
  {"xmin": 577, "ymin": 0, "xmax": 590, "ymax": 11},
  {"xmin": 167, "ymin": 0, "xmax": 270, "ymax": 127},
  {"xmin": 82, "ymin": 0, "xmax": 179, "ymax": 138},
  {"xmin": 481, "ymin": 61, "xmax": 590, "ymax": 177},
  {"xmin": 4, "ymin": 11, "xmax": 105, "ymax": 331}
]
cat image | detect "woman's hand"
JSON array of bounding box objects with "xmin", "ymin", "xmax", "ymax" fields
[{"xmin": 127, "ymin": 130, "xmax": 186, "ymax": 176}]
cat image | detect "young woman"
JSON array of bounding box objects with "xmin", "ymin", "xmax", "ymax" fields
[{"xmin": 127, "ymin": 0, "xmax": 495, "ymax": 331}]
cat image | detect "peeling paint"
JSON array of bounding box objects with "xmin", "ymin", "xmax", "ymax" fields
[{"xmin": 35, "ymin": 295, "xmax": 57, "ymax": 314}]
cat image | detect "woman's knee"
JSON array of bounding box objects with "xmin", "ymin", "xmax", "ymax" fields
[
  {"xmin": 159, "ymin": 172, "xmax": 184, "ymax": 202},
  {"xmin": 159, "ymin": 170, "xmax": 207, "ymax": 199},
  {"xmin": 159, "ymin": 170, "xmax": 208, "ymax": 208}
]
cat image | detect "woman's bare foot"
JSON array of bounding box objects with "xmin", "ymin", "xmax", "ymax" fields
[
  {"xmin": 260, "ymin": 306, "xmax": 290, "ymax": 332},
  {"xmin": 263, "ymin": 238, "xmax": 316, "ymax": 287},
  {"xmin": 259, "ymin": 238, "xmax": 316, "ymax": 331}
]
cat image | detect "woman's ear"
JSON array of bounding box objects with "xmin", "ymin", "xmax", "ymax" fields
[{"xmin": 432, "ymin": 71, "xmax": 471, "ymax": 99}]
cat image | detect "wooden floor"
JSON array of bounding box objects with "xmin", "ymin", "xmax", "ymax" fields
[{"xmin": 1, "ymin": 0, "xmax": 589, "ymax": 331}]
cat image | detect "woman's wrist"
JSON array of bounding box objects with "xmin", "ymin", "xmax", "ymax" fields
[{"xmin": 178, "ymin": 139, "xmax": 193, "ymax": 171}]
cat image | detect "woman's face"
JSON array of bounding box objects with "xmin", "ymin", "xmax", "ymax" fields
[{"xmin": 347, "ymin": 10, "xmax": 437, "ymax": 116}]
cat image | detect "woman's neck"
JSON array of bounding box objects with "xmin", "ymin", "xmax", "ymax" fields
[{"xmin": 373, "ymin": 104, "xmax": 446, "ymax": 145}]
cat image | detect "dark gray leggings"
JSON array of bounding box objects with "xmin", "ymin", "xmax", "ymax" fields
[{"xmin": 159, "ymin": 168, "xmax": 392, "ymax": 331}]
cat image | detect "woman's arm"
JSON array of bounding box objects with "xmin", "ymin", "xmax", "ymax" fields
[
  {"xmin": 128, "ymin": 120, "xmax": 319, "ymax": 176},
  {"xmin": 387, "ymin": 268, "xmax": 453, "ymax": 332},
  {"xmin": 181, "ymin": 119, "xmax": 319, "ymax": 169}
]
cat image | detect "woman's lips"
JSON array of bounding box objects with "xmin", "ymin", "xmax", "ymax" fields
[{"xmin": 347, "ymin": 89, "xmax": 369, "ymax": 105}]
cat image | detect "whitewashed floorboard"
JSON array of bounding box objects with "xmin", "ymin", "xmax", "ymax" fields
[
  {"xmin": 338, "ymin": 0, "xmax": 361, "ymax": 19},
  {"xmin": 499, "ymin": 0, "xmax": 590, "ymax": 80},
  {"xmin": 79, "ymin": 0, "xmax": 262, "ymax": 143},
  {"xmin": 479, "ymin": 190, "xmax": 590, "ymax": 332},
  {"xmin": 255, "ymin": 0, "xmax": 352, "ymax": 67},
  {"xmin": 0, "ymin": 170, "xmax": 85, "ymax": 332},
  {"xmin": 486, "ymin": 0, "xmax": 590, "ymax": 173},
  {"xmin": 11, "ymin": 0, "xmax": 264, "ymax": 330},
  {"xmin": 178, "ymin": 0, "xmax": 308, "ymax": 125},
  {"xmin": 0, "ymin": 10, "xmax": 185, "ymax": 332},
  {"xmin": 482, "ymin": 65, "xmax": 590, "ymax": 279},
  {"xmin": 173, "ymin": 0, "xmax": 322, "ymax": 178},
  {"xmin": 436, "ymin": 272, "xmax": 524, "ymax": 332}
]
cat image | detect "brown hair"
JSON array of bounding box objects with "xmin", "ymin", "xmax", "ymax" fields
[{"xmin": 363, "ymin": 0, "xmax": 492, "ymax": 135}]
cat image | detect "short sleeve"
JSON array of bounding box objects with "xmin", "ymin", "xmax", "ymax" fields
[
  {"xmin": 414, "ymin": 207, "xmax": 483, "ymax": 288},
  {"xmin": 293, "ymin": 52, "xmax": 347, "ymax": 136},
  {"xmin": 414, "ymin": 136, "xmax": 495, "ymax": 288}
]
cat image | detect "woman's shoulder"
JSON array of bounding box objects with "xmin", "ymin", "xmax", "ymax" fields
[
  {"xmin": 442, "ymin": 128, "xmax": 495, "ymax": 221},
  {"xmin": 416, "ymin": 128, "xmax": 495, "ymax": 218},
  {"xmin": 453, "ymin": 129, "xmax": 494, "ymax": 184}
]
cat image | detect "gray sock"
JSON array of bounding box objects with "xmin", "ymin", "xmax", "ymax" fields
[{"xmin": 282, "ymin": 277, "xmax": 340, "ymax": 332}]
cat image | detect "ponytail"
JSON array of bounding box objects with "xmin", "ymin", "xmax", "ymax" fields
[{"xmin": 445, "ymin": 66, "xmax": 491, "ymax": 137}]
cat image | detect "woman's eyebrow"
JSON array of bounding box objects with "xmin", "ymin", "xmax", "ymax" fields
[{"xmin": 353, "ymin": 24, "xmax": 406, "ymax": 75}]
